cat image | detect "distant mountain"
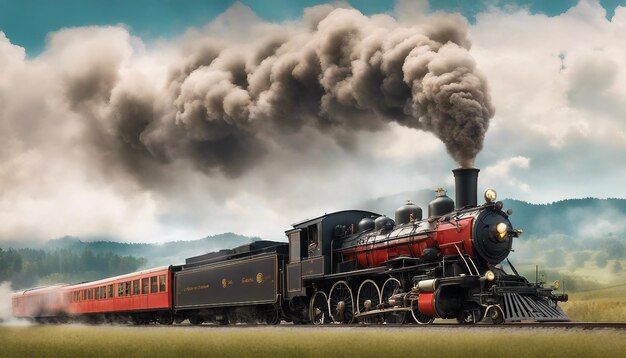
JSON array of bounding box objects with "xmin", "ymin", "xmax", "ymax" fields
[
  {"xmin": 43, "ymin": 233, "xmax": 260, "ymax": 267},
  {"xmin": 0, "ymin": 233, "xmax": 261, "ymax": 290},
  {"xmin": 502, "ymin": 198, "xmax": 626, "ymax": 238},
  {"xmin": 499, "ymin": 198, "xmax": 626, "ymax": 278}
]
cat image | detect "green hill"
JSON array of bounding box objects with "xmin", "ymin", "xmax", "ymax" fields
[
  {"xmin": 1, "ymin": 233, "xmax": 260, "ymax": 290},
  {"xmin": 43, "ymin": 232, "xmax": 259, "ymax": 267}
]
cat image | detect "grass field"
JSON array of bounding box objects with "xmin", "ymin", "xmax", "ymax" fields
[
  {"xmin": 2, "ymin": 286, "xmax": 625, "ymax": 357},
  {"xmin": 561, "ymin": 285, "xmax": 626, "ymax": 322},
  {"xmin": 1, "ymin": 325, "xmax": 625, "ymax": 358}
]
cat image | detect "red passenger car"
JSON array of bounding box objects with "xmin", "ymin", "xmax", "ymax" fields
[
  {"xmin": 66, "ymin": 266, "xmax": 174, "ymax": 324},
  {"xmin": 12, "ymin": 266, "xmax": 175, "ymax": 324},
  {"xmin": 12, "ymin": 284, "xmax": 69, "ymax": 321}
]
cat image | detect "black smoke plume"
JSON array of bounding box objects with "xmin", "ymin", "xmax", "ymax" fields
[{"xmin": 71, "ymin": 7, "xmax": 494, "ymax": 180}]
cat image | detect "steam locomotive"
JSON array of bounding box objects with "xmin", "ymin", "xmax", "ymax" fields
[{"xmin": 12, "ymin": 168, "xmax": 569, "ymax": 325}]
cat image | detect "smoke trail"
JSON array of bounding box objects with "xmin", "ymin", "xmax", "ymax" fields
[
  {"xmin": 68, "ymin": 6, "xmax": 493, "ymax": 180},
  {"xmin": 0, "ymin": 281, "xmax": 30, "ymax": 326},
  {"xmin": 0, "ymin": 282, "xmax": 11, "ymax": 323}
]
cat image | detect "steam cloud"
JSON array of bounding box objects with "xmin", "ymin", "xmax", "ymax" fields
[
  {"xmin": 2, "ymin": 0, "xmax": 625, "ymax": 244},
  {"xmin": 62, "ymin": 5, "xmax": 493, "ymax": 181},
  {"xmin": 0, "ymin": 4, "xmax": 495, "ymax": 241},
  {"xmin": 0, "ymin": 281, "xmax": 27, "ymax": 325},
  {"xmin": 0, "ymin": 282, "xmax": 11, "ymax": 323}
]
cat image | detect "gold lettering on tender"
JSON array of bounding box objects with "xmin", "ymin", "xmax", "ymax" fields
[
  {"xmin": 183, "ymin": 284, "xmax": 210, "ymax": 292},
  {"xmin": 242, "ymin": 277, "xmax": 254, "ymax": 284}
]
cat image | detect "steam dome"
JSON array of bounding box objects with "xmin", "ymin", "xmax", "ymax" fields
[{"xmin": 395, "ymin": 201, "xmax": 423, "ymax": 225}]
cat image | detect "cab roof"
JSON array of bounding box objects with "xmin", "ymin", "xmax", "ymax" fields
[{"xmin": 289, "ymin": 210, "xmax": 380, "ymax": 231}]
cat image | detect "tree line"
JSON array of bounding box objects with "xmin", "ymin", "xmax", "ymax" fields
[{"xmin": 0, "ymin": 247, "xmax": 146, "ymax": 290}]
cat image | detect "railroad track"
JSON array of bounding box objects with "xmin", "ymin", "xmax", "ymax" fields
[
  {"xmin": 367, "ymin": 322, "xmax": 626, "ymax": 329},
  {"xmin": 13, "ymin": 321, "xmax": 624, "ymax": 330},
  {"xmin": 145, "ymin": 322, "xmax": 626, "ymax": 330}
]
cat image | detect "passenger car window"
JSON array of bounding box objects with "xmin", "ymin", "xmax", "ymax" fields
[
  {"xmin": 142, "ymin": 278, "xmax": 148, "ymax": 294},
  {"xmin": 94, "ymin": 287, "xmax": 99, "ymax": 300},
  {"xmin": 108, "ymin": 284, "xmax": 114, "ymax": 299},
  {"xmin": 101, "ymin": 286, "xmax": 106, "ymax": 299},
  {"xmin": 159, "ymin": 274, "xmax": 166, "ymax": 292},
  {"xmin": 133, "ymin": 280, "xmax": 140, "ymax": 295},
  {"xmin": 150, "ymin": 276, "xmax": 157, "ymax": 293},
  {"xmin": 125, "ymin": 281, "xmax": 131, "ymax": 296},
  {"xmin": 117, "ymin": 283, "xmax": 124, "ymax": 297}
]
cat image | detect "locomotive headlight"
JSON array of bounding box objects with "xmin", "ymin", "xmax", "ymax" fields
[
  {"xmin": 496, "ymin": 222, "xmax": 508, "ymax": 240},
  {"xmin": 484, "ymin": 189, "xmax": 497, "ymax": 203},
  {"xmin": 485, "ymin": 270, "xmax": 496, "ymax": 281}
]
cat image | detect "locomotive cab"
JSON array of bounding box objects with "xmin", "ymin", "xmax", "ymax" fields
[{"xmin": 284, "ymin": 210, "xmax": 380, "ymax": 299}]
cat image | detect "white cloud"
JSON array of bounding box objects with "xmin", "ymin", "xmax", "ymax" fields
[
  {"xmin": 1, "ymin": 1, "xmax": 626, "ymax": 244},
  {"xmin": 481, "ymin": 156, "xmax": 531, "ymax": 194},
  {"xmin": 472, "ymin": 0, "xmax": 626, "ymax": 202}
]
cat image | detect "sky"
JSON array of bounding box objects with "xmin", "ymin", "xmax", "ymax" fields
[
  {"xmin": 0, "ymin": 0, "xmax": 625, "ymax": 243},
  {"xmin": 1, "ymin": 0, "xmax": 623, "ymax": 56}
]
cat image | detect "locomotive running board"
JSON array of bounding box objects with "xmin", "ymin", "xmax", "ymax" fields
[{"xmin": 502, "ymin": 292, "xmax": 569, "ymax": 322}]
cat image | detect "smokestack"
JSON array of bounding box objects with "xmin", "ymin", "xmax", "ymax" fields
[{"xmin": 452, "ymin": 168, "xmax": 479, "ymax": 210}]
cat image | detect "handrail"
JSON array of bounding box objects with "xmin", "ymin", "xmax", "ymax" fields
[{"xmin": 454, "ymin": 244, "xmax": 477, "ymax": 276}]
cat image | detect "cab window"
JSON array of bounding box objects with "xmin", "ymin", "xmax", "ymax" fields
[{"xmin": 308, "ymin": 224, "xmax": 318, "ymax": 247}]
